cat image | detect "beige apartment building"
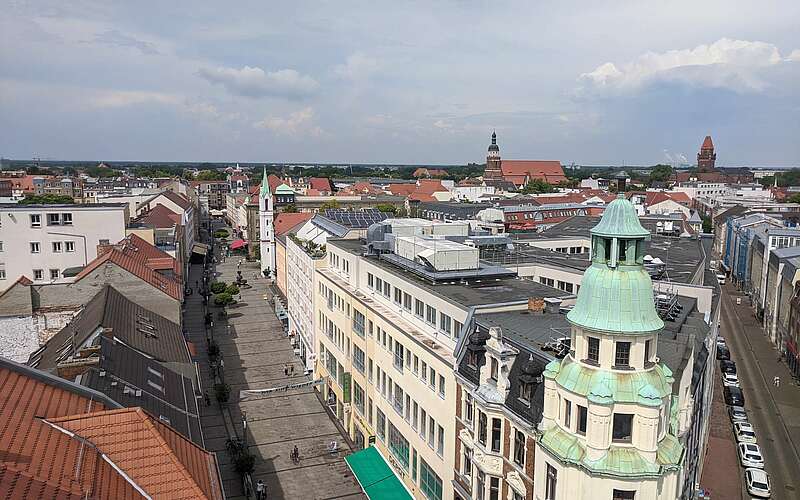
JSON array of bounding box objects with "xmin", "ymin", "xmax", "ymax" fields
[{"xmin": 313, "ymin": 219, "xmax": 572, "ymax": 500}]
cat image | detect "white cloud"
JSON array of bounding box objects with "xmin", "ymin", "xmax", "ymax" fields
[
  {"xmin": 91, "ymin": 90, "xmax": 179, "ymax": 108},
  {"xmin": 334, "ymin": 52, "xmax": 381, "ymax": 80},
  {"xmin": 253, "ymin": 107, "xmax": 322, "ymax": 137},
  {"xmin": 198, "ymin": 65, "xmax": 319, "ymax": 99},
  {"xmin": 91, "ymin": 29, "xmax": 159, "ymax": 55},
  {"xmin": 788, "ymin": 49, "xmax": 800, "ymax": 61},
  {"xmin": 579, "ymin": 38, "xmax": 794, "ymax": 93}
]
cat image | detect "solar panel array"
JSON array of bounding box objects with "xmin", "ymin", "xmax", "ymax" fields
[{"xmin": 323, "ymin": 208, "xmax": 389, "ymax": 228}]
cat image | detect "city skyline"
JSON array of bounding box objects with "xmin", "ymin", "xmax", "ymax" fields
[{"xmin": 2, "ymin": 1, "xmax": 800, "ymax": 165}]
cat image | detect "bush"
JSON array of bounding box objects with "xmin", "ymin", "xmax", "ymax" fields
[
  {"xmin": 225, "ymin": 284, "xmax": 240, "ymax": 296},
  {"xmin": 214, "ymin": 292, "xmax": 235, "ymax": 307},
  {"xmin": 210, "ymin": 281, "xmax": 227, "ymax": 294},
  {"xmin": 213, "ymin": 229, "xmax": 229, "ymax": 239},
  {"xmin": 233, "ymin": 453, "xmax": 255, "ymax": 475},
  {"xmin": 207, "ymin": 339, "xmax": 220, "ymax": 360},
  {"xmin": 215, "ymin": 383, "xmax": 231, "ymax": 403}
]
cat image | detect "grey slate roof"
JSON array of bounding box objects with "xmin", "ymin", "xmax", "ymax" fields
[
  {"xmin": 81, "ymin": 336, "xmax": 203, "ymax": 446},
  {"xmin": 29, "ymin": 285, "xmax": 190, "ymax": 370}
]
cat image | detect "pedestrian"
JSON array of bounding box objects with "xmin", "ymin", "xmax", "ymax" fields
[
  {"xmin": 283, "ymin": 364, "xmax": 288, "ymax": 376},
  {"xmin": 204, "ymin": 390, "xmax": 211, "ymax": 406},
  {"xmin": 292, "ymin": 444, "xmax": 299, "ymax": 463},
  {"xmin": 289, "ymin": 364, "xmax": 294, "ymax": 377},
  {"xmin": 255, "ymin": 479, "xmax": 265, "ymax": 500},
  {"xmin": 195, "ymin": 280, "xmax": 199, "ymax": 288},
  {"xmin": 774, "ymin": 375, "xmax": 781, "ymax": 387}
]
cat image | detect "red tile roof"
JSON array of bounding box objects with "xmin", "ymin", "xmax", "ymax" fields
[
  {"xmin": 0, "ymin": 359, "xmax": 223, "ymax": 499},
  {"xmin": 416, "ymin": 179, "xmax": 447, "ymax": 194},
  {"xmin": 309, "ymin": 177, "xmax": 332, "ymax": 192},
  {"xmin": 136, "ymin": 204, "xmax": 181, "ymax": 228},
  {"xmin": 274, "ymin": 212, "xmax": 313, "ymax": 236},
  {"xmin": 645, "ymin": 191, "xmax": 691, "ymax": 207},
  {"xmin": 500, "ymin": 160, "xmax": 567, "ymax": 185},
  {"xmin": 267, "ymin": 174, "xmax": 283, "ymax": 194},
  {"xmin": 305, "ymin": 188, "xmax": 322, "ymax": 196},
  {"xmin": 47, "ymin": 407, "xmax": 223, "ymax": 500},
  {"xmin": 701, "ymin": 135, "xmax": 714, "ymax": 149},
  {"xmin": 151, "ymin": 190, "xmax": 191, "ymax": 211},
  {"xmin": 408, "ymin": 192, "xmax": 436, "ymax": 202},
  {"xmin": 75, "ymin": 235, "xmax": 182, "ymax": 300},
  {"xmin": 385, "ymin": 183, "xmax": 417, "ymax": 196}
]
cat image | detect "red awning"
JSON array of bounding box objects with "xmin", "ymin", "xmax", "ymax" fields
[{"xmin": 230, "ymin": 239, "xmax": 247, "ymax": 250}]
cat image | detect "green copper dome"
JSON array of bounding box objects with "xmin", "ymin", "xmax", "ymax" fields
[
  {"xmin": 567, "ymin": 196, "xmax": 664, "ymax": 334},
  {"xmin": 591, "ymin": 195, "xmax": 650, "ymax": 238},
  {"xmin": 259, "ymin": 167, "xmax": 271, "ymax": 197}
]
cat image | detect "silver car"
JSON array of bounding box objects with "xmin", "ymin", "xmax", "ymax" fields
[
  {"xmin": 745, "ymin": 468, "xmax": 771, "ymax": 498},
  {"xmin": 738, "ymin": 442, "xmax": 764, "ymax": 468}
]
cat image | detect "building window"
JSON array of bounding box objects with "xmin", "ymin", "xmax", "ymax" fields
[
  {"xmin": 464, "ymin": 393, "xmax": 474, "ymax": 423},
  {"xmin": 612, "ymin": 413, "xmax": 633, "ymax": 442},
  {"xmin": 0, "ymin": 269, "xmax": 6, "ymax": 280},
  {"xmin": 489, "ymin": 477, "xmax": 500, "ymax": 500},
  {"xmin": 477, "ymin": 471, "xmax": 486, "ymax": 500},
  {"xmin": 467, "ymin": 350, "xmax": 479, "ymax": 368},
  {"xmin": 491, "ymin": 418, "xmax": 501, "ymax": 452},
  {"xmin": 0, "ymin": 241, "xmax": 3, "ymax": 252},
  {"xmin": 577, "ymin": 405, "xmax": 588, "ymax": 435},
  {"xmin": 368, "ymin": 273, "xmax": 374, "ymax": 288},
  {"xmin": 388, "ymin": 422, "xmax": 410, "ymax": 470},
  {"xmin": 52, "ymin": 241, "xmax": 62, "ymax": 253},
  {"xmin": 545, "ymin": 464, "xmax": 557, "ymax": 500},
  {"xmin": 376, "ymin": 409, "xmax": 386, "ymax": 441},
  {"xmin": 62, "ymin": 213, "xmax": 72, "ymax": 225},
  {"xmin": 30, "ymin": 242, "xmax": 40, "ymax": 254},
  {"xmin": 420, "ymin": 408, "xmax": 427, "ymax": 438},
  {"xmin": 353, "ymin": 382, "xmax": 365, "ymax": 415},
  {"xmin": 587, "ymin": 337, "xmax": 600, "ymax": 363},
  {"xmin": 438, "ymin": 375, "xmax": 445, "ymax": 398},
  {"xmin": 425, "ymin": 305, "xmax": 437, "ymax": 325},
  {"xmin": 403, "ymin": 292, "xmax": 412, "ymax": 311},
  {"xmin": 394, "ymin": 287, "xmax": 402, "ymax": 304},
  {"xmin": 439, "ymin": 312, "xmax": 452, "ymax": 335},
  {"xmin": 478, "ymin": 411, "xmax": 487, "ymax": 445},
  {"xmin": 412, "ymin": 401, "xmax": 419, "ymax": 429},
  {"xmin": 490, "ymin": 358, "xmax": 498, "ymax": 381},
  {"xmin": 563, "ymin": 399, "xmax": 572, "ymax": 428},
  {"xmin": 383, "ymin": 281, "xmax": 390, "ymax": 297},
  {"xmin": 428, "ymin": 417, "xmax": 435, "ymax": 447},
  {"xmin": 47, "ymin": 213, "xmax": 61, "ymax": 225},
  {"xmin": 615, "ymin": 342, "xmax": 631, "ymax": 368},
  {"xmin": 421, "ymin": 361, "xmax": 428, "ymax": 383},
  {"xmin": 419, "ymin": 459, "xmax": 442, "ymax": 500},
  {"xmin": 462, "ymin": 446, "xmax": 472, "ymax": 478},
  {"xmin": 353, "ymin": 346, "xmax": 365, "ymax": 374},
  {"xmin": 514, "ymin": 429, "xmax": 525, "ymax": 466},
  {"xmin": 33, "ymin": 269, "xmax": 43, "ymax": 281},
  {"xmin": 30, "ymin": 214, "xmax": 41, "ymax": 227},
  {"xmin": 393, "ymin": 343, "xmax": 404, "ymax": 371},
  {"xmin": 352, "ymin": 310, "xmax": 365, "ymax": 337},
  {"xmin": 644, "ymin": 339, "xmax": 652, "ymax": 364},
  {"xmin": 519, "ymin": 382, "xmax": 532, "ymax": 405},
  {"xmin": 613, "ymin": 490, "xmax": 636, "ymax": 500},
  {"xmin": 49, "ymin": 269, "xmax": 59, "ymax": 280},
  {"xmin": 412, "ymin": 449, "xmax": 418, "ymax": 483},
  {"xmin": 394, "ymin": 385, "xmax": 404, "ymax": 415},
  {"xmin": 436, "ymin": 424, "xmax": 444, "ymax": 456},
  {"xmin": 375, "ymin": 276, "xmax": 382, "ymax": 292}
]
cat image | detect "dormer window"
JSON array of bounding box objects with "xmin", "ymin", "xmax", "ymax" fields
[
  {"xmin": 490, "ymin": 358, "xmax": 498, "ymax": 381},
  {"xmin": 519, "ymin": 382, "xmax": 532, "ymax": 406},
  {"xmin": 467, "ymin": 350, "xmax": 479, "ymax": 368}
]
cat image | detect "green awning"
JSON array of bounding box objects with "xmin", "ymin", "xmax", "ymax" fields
[{"xmin": 344, "ymin": 447, "xmax": 412, "ymax": 500}]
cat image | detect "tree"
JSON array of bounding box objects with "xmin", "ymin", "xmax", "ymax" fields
[
  {"xmin": 19, "ymin": 194, "xmax": 75, "ymax": 205},
  {"xmin": 225, "ymin": 284, "xmax": 240, "ymax": 296},
  {"xmin": 283, "ymin": 203, "xmax": 298, "ymax": 213},
  {"xmin": 214, "ymin": 292, "xmax": 236, "ymax": 306},
  {"xmin": 320, "ymin": 199, "xmax": 341, "ymax": 210},
  {"xmin": 649, "ymin": 164, "xmax": 673, "ymax": 183},
  {"xmin": 210, "ymin": 281, "xmax": 227, "ymax": 294},
  {"xmin": 213, "ymin": 229, "xmax": 230, "ymax": 239},
  {"xmin": 196, "ymin": 169, "xmax": 227, "ymax": 181},
  {"xmin": 701, "ymin": 215, "xmax": 713, "ymax": 234},
  {"xmin": 521, "ymin": 179, "xmax": 555, "ymax": 194},
  {"xmin": 375, "ymin": 203, "xmax": 397, "ymax": 214},
  {"xmin": 787, "ymin": 193, "xmax": 800, "ymax": 204}
]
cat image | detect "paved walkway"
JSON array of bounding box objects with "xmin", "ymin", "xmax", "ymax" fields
[
  {"xmin": 700, "ymin": 285, "xmax": 800, "ymax": 500},
  {"xmin": 185, "ymin": 244, "xmax": 364, "ymax": 500}
]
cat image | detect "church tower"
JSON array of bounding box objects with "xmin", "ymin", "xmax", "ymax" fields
[
  {"xmin": 533, "ymin": 195, "xmax": 683, "ymax": 500},
  {"xmin": 697, "ymin": 136, "xmax": 716, "ymax": 172},
  {"xmin": 258, "ymin": 167, "xmax": 276, "ymax": 277},
  {"xmin": 484, "ymin": 131, "xmax": 502, "ymax": 180}
]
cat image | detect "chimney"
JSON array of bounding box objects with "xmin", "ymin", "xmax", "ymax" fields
[
  {"xmin": 96, "ymin": 243, "xmax": 114, "ymax": 257},
  {"xmin": 100, "ymin": 327, "xmax": 114, "ymax": 339},
  {"xmin": 528, "ymin": 297, "xmax": 545, "ymax": 314},
  {"xmin": 76, "ymin": 345, "xmax": 101, "ymax": 359},
  {"xmin": 56, "ymin": 357, "xmax": 99, "ymax": 380},
  {"xmin": 544, "ymin": 297, "xmax": 563, "ymax": 314}
]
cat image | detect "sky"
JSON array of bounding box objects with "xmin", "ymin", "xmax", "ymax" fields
[{"xmin": 1, "ymin": 1, "xmax": 799, "ymax": 166}]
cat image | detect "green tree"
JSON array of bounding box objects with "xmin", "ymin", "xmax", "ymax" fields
[
  {"xmin": 649, "ymin": 164, "xmax": 673, "ymax": 183},
  {"xmin": 374, "ymin": 203, "xmax": 397, "ymax": 214},
  {"xmin": 521, "ymin": 179, "xmax": 555, "ymax": 194},
  {"xmin": 210, "ymin": 281, "xmax": 227, "ymax": 294},
  {"xmin": 787, "ymin": 193, "xmax": 800, "ymax": 204},
  {"xmin": 701, "ymin": 215, "xmax": 713, "ymax": 233},
  {"xmin": 214, "ymin": 292, "xmax": 236, "ymax": 306},
  {"xmin": 196, "ymin": 169, "xmax": 227, "ymax": 181},
  {"xmin": 225, "ymin": 284, "xmax": 240, "ymax": 296},
  {"xmin": 283, "ymin": 203, "xmax": 298, "ymax": 213},
  {"xmin": 320, "ymin": 199, "xmax": 341, "ymax": 210},
  {"xmin": 213, "ymin": 229, "xmax": 230, "ymax": 239},
  {"xmin": 19, "ymin": 194, "xmax": 75, "ymax": 205}
]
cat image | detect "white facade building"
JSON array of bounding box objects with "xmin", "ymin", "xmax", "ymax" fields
[
  {"xmin": 0, "ymin": 203, "xmax": 128, "ymax": 284},
  {"xmin": 259, "ymin": 169, "xmax": 276, "ymax": 276}
]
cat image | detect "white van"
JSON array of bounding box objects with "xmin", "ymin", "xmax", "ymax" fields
[{"xmin": 716, "ymin": 274, "xmax": 726, "ymax": 285}]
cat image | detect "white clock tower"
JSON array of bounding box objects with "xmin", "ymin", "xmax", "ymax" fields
[{"xmin": 258, "ymin": 167, "xmax": 275, "ymax": 277}]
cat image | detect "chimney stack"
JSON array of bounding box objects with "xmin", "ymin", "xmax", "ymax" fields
[
  {"xmin": 544, "ymin": 297, "xmax": 563, "ymax": 314},
  {"xmin": 528, "ymin": 297, "xmax": 545, "ymax": 314}
]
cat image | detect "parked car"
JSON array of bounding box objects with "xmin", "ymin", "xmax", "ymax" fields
[
  {"xmin": 722, "ymin": 372, "xmax": 740, "ymax": 388},
  {"xmin": 716, "ymin": 335, "xmax": 726, "ymax": 348},
  {"xmin": 725, "ymin": 386, "xmax": 745, "ymax": 406},
  {"xmin": 720, "ymin": 359, "xmax": 737, "ymax": 375},
  {"xmin": 716, "ymin": 345, "xmax": 731, "ymax": 360},
  {"xmin": 745, "ymin": 468, "xmax": 771, "ymax": 498},
  {"xmin": 716, "ymin": 274, "xmax": 726, "ymax": 285},
  {"xmin": 728, "ymin": 405, "xmax": 748, "ymax": 422},
  {"xmin": 735, "ymin": 421, "xmax": 757, "ymax": 444},
  {"xmin": 738, "ymin": 442, "xmax": 764, "ymax": 468}
]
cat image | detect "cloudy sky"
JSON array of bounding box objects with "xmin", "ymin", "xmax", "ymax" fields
[{"xmin": 2, "ymin": 1, "xmax": 799, "ymax": 166}]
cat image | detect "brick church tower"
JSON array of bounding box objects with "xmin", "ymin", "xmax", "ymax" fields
[
  {"xmin": 484, "ymin": 131, "xmax": 502, "ymax": 180},
  {"xmin": 697, "ymin": 135, "xmax": 716, "ymax": 172}
]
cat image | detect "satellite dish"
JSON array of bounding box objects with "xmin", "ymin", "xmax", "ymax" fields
[{"xmin": 643, "ymin": 255, "xmax": 653, "ymax": 262}]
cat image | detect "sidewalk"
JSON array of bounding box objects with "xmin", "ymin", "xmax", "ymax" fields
[{"xmin": 186, "ymin": 245, "xmax": 364, "ymax": 500}]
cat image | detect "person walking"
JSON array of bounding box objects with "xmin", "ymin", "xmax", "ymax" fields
[
  {"xmin": 774, "ymin": 375, "xmax": 781, "ymax": 387},
  {"xmin": 283, "ymin": 364, "xmax": 289, "ymax": 377},
  {"xmin": 255, "ymin": 479, "xmax": 266, "ymax": 500},
  {"xmin": 289, "ymin": 364, "xmax": 294, "ymax": 377},
  {"xmin": 292, "ymin": 445, "xmax": 299, "ymax": 463},
  {"xmin": 204, "ymin": 390, "xmax": 211, "ymax": 406}
]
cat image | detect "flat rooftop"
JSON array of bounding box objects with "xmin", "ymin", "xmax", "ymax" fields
[
  {"xmin": 508, "ymin": 216, "xmax": 706, "ymax": 284},
  {"xmin": 331, "ymin": 238, "xmax": 572, "ymax": 307}
]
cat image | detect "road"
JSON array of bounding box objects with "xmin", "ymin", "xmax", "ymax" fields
[{"xmin": 719, "ymin": 285, "xmax": 800, "ymax": 499}]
